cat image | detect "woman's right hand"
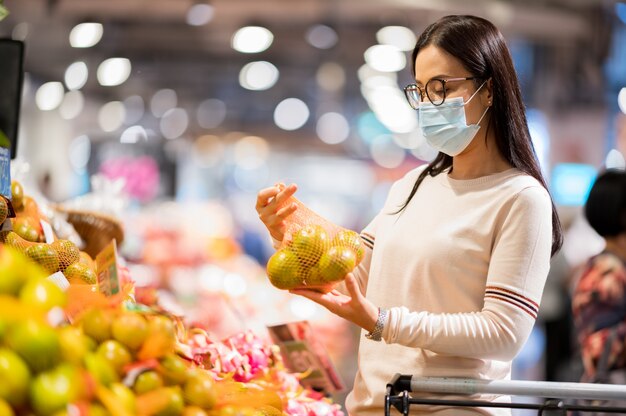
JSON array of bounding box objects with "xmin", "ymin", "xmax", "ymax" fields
[{"xmin": 255, "ymin": 183, "xmax": 298, "ymax": 242}]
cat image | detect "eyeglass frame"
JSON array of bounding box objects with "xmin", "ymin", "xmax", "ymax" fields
[{"xmin": 403, "ymin": 77, "xmax": 479, "ymax": 109}]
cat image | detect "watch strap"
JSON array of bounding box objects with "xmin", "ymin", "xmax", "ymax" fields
[{"xmin": 365, "ymin": 307, "xmax": 388, "ymax": 341}]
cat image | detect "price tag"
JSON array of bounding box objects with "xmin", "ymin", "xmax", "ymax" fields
[
  {"xmin": 40, "ymin": 219, "xmax": 55, "ymax": 244},
  {"xmin": 96, "ymin": 239, "xmax": 121, "ymax": 296},
  {"xmin": 47, "ymin": 271, "xmax": 70, "ymax": 291},
  {"xmin": 0, "ymin": 146, "xmax": 10, "ymax": 199},
  {"xmin": 267, "ymin": 321, "xmax": 345, "ymax": 395}
]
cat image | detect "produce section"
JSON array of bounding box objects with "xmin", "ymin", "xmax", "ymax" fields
[{"xmin": 0, "ymin": 183, "xmax": 347, "ymax": 416}]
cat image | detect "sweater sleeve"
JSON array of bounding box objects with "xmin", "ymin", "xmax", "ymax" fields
[{"xmin": 382, "ymin": 186, "xmax": 553, "ymax": 361}]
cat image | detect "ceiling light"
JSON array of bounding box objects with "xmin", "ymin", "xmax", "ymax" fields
[
  {"xmin": 69, "ymin": 22, "xmax": 103, "ymax": 48},
  {"xmin": 273, "ymin": 98, "xmax": 309, "ymax": 131},
  {"xmin": 192, "ymin": 135, "xmax": 224, "ymax": 167},
  {"xmin": 97, "ymin": 58, "xmax": 131, "ymax": 86},
  {"xmin": 120, "ymin": 125, "xmax": 148, "ymax": 144},
  {"xmin": 151, "ymin": 89, "xmax": 177, "ymax": 117},
  {"xmin": 239, "ymin": 61, "xmax": 279, "ymax": 90},
  {"xmin": 59, "ymin": 91, "xmax": 84, "ymax": 120},
  {"xmin": 370, "ymin": 134, "xmax": 405, "ymax": 168},
  {"xmin": 364, "ymin": 45, "xmax": 406, "ymax": 72},
  {"xmin": 411, "ymin": 142, "xmax": 438, "ymax": 162},
  {"xmin": 316, "ymin": 62, "xmax": 345, "ymax": 92},
  {"xmin": 618, "ymin": 87, "xmax": 626, "ymax": 114},
  {"xmin": 376, "ymin": 26, "xmax": 416, "ymax": 52},
  {"xmin": 35, "ymin": 82, "xmax": 64, "ymax": 111},
  {"xmin": 123, "ymin": 95, "xmax": 145, "ymax": 125},
  {"xmin": 316, "ymin": 113, "xmax": 350, "ymax": 144},
  {"xmin": 98, "ymin": 101, "xmax": 126, "ymax": 132},
  {"xmin": 232, "ymin": 26, "xmax": 273, "ymax": 53},
  {"xmin": 186, "ymin": 3, "xmax": 214, "ymax": 26},
  {"xmin": 160, "ymin": 108, "xmax": 189, "ymax": 139},
  {"xmin": 306, "ymin": 24, "xmax": 338, "ymax": 49},
  {"xmin": 69, "ymin": 135, "xmax": 91, "ymax": 172},
  {"xmin": 197, "ymin": 99, "xmax": 226, "ymax": 128},
  {"xmin": 64, "ymin": 61, "xmax": 88, "ymax": 90},
  {"xmin": 234, "ymin": 136, "xmax": 269, "ymax": 169}
]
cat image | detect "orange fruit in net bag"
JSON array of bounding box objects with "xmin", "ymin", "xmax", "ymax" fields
[
  {"xmin": 10, "ymin": 181, "xmax": 23, "ymax": 211},
  {"xmin": 64, "ymin": 262, "xmax": 97, "ymax": 285},
  {"xmin": 332, "ymin": 229, "xmax": 364, "ymax": 263},
  {"xmin": 11, "ymin": 217, "xmax": 40, "ymax": 243},
  {"xmin": 289, "ymin": 224, "xmax": 330, "ymax": 268},
  {"xmin": 0, "ymin": 230, "xmax": 29, "ymax": 250},
  {"xmin": 25, "ymin": 243, "xmax": 60, "ymax": 275},
  {"xmin": 51, "ymin": 239, "xmax": 81, "ymax": 271},
  {"xmin": 266, "ymin": 249, "xmax": 303, "ymax": 290},
  {"xmin": 78, "ymin": 251, "xmax": 95, "ymax": 269},
  {"xmin": 0, "ymin": 198, "xmax": 8, "ymax": 224},
  {"xmin": 317, "ymin": 246, "xmax": 358, "ymax": 283}
]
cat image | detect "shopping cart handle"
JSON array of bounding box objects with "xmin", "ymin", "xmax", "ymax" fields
[
  {"xmin": 387, "ymin": 374, "xmax": 413, "ymax": 396},
  {"xmin": 388, "ymin": 374, "xmax": 626, "ymax": 402}
]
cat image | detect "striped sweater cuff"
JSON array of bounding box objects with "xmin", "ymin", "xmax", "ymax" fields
[
  {"xmin": 484, "ymin": 285, "xmax": 539, "ymax": 319},
  {"xmin": 360, "ymin": 232, "xmax": 375, "ymax": 250}
]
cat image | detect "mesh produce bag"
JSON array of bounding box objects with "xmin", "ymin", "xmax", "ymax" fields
[
  {"xmin": 266, "ymin": 188, "xmax": 364, "ymax": 293},
  {"xmin": 0, "ymin": 230, "xmax": 96, "ymax": 284}
]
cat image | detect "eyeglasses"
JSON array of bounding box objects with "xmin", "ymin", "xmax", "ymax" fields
[{"xmin": 403, "ymin": 77, "xmax": 477, "ymax": 109}]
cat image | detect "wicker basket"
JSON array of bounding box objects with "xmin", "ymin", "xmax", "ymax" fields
[{"xmin": 55, "ymin": 207, "xmax": 124, "ymax": 258}]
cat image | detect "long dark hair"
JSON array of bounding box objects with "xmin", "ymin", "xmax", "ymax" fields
[{"xmin": 399, "ymin": 15, "xmax": 563, "ymax": 256}]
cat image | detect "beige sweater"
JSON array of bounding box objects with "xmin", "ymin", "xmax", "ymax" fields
[{"xmin": 345, "ymin": 166, "xmax": 553, "ymax": 415}]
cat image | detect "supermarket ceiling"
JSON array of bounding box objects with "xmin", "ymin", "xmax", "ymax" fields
[{"xmin": 0, "ymin": 0, "xmax": 618, "ymax": 142}]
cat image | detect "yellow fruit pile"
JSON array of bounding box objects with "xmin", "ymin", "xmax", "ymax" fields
[
  {"xmin": 0, "ymin": 181, "xmax": 97, "ymax": 284},
  {"xmin": 0, "ymin": 246, "xmax": 286, "ymax": 416},
  {"xmin": 266, "ymin": 225, "xmax": 364, "ymax": 292}
]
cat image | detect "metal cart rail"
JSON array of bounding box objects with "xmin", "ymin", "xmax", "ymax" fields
[{"xmin": 385, "ymin": 374, "xmax": 626, "ymax": 415}]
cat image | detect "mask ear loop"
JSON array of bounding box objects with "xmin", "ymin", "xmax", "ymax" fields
[
  {"xmin": 464, "ymin": 79, "xmax": 491, "ymax": 126},
  {"xmin": 474, "ymin": 103, "xmax": 490, "ymax": 126},
  {"xmin": 464, "ymin": 79, "xmax": 488, "ymax": 105}
]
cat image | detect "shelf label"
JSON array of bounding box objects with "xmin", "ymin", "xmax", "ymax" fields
[
  {"xmin": 96, "ymin": 239, "xmax": 121, "ymax": 296},
  {"xmin": 267, "ymin": 320, "xmax": 345, "ymax": 395}
]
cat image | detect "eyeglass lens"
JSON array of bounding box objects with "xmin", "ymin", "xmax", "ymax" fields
[{"xmin": 405, "ymin": 79, "xmax": 446, "ymax": 109}]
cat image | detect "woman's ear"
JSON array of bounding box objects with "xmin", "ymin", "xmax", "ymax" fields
[{"xmin": 482, "ymin": 78, "xmax": 494, "ymax": 107}]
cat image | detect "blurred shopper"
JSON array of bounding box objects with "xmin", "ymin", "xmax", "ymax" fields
[
  {"xmin": 257, "ymin": 15, "xmax": 562, "ymax": 415},
  {"xmin": 571, "ymin": 169, "xmax": 626, "ymax": 414}
]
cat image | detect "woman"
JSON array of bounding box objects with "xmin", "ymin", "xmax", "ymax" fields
[
  {"xmin": 257, "ymin": 15, "xmax": 562, "ymax": 415},
  {"xmin": 572, "ymin": 170, "xmax": 626, "ymax": 414}
]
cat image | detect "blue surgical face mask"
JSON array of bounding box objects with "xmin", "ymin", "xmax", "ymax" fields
[{"xmin": 418, "ymin": 82, "xmax": 490, "ymax": 157}]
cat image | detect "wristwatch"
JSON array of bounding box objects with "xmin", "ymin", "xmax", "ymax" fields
[{"xmin": 365, "ymin": 307, "xmax": 388, "ymax": 341}]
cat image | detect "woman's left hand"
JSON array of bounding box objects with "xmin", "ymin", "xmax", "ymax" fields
[{"xmin": 289, "ymin": 273, "xmax": 379, "ymax": 333}]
